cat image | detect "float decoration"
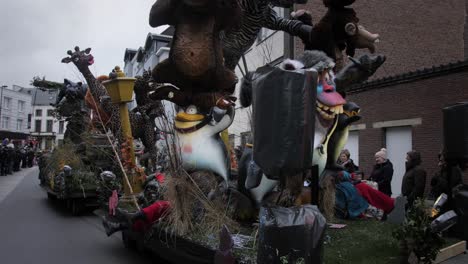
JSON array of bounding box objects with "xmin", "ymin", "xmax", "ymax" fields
[
  {"xmin": 148, "ymin": 0, "xmax": 240, "ymax": 110},
  {"xmin": 293, "ymin": 0, "xmax": 380, "ymax": 69},
  {"xmin": 221, "ymin": 0, "xmax": 313, "ymax": 70},
  {"xmin": 62, "ymin": 47, "xmax": 161, "ymax": 172}
]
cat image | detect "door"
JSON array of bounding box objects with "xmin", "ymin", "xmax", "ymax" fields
[
  {"xmin": 344, "ymin": 131, "xmax": 359, "ymax": 166},
  {"xmin": 385, "ymin": 126, "xmax": 412, "ymax": 197}
]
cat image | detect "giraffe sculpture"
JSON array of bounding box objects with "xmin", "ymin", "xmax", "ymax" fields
[{"xmin": 62, "ymin": 46, "xmax": 160, "ymax": 172}]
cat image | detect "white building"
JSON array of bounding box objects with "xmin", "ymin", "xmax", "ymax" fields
[
  {"xmin": 124, "ymin": 31, "xmax": 172, "ymax": 78},
  {"xmin": 123, "ymin": 28, "xmax": 175, "ymax": 117},
  {"xmin": 0, "ymin": 85, "xmax": 33, "ymax": 144},
  {"xmin": 229, "ymin": 7, "xmax": 293, "ymax": 148},
  {"xmin": 30, "ymin": 89, "xmax": 66, "ymax": 150}
]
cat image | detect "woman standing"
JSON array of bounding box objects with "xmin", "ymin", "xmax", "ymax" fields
[{"xmin": 369, "ymin": 148, "xmax": 394, "ymax": 197}]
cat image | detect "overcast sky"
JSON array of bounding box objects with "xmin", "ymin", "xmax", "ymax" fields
[{"xmin": 0, "ymin": 0, "xmax": 167, "ymax": 88}]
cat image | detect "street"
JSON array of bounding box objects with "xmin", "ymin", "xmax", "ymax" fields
[{"xmin": 0, "ymin": 167, "xmax": 154, "ymax": 264}]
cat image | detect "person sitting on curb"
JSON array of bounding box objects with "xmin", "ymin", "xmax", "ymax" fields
[{"xmin": 337, "ymin": 149, "xmax": 359, "ymax": 173}]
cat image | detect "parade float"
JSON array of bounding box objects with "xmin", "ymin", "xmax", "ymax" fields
[
  {"xmin": 53, "ymin": 0, "xmax": 395, "ymax": 262},
  {"xmin": 33, "ymin": 77, "xmax": 117, "ymax": 215}
]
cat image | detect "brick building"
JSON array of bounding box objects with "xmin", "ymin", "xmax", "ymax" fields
[{"xmin": 293, "ymin": 0, "xmax": 468, "ymax": 195}]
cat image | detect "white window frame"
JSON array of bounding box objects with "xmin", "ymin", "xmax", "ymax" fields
[
  {"xmin": 2, "ymin": 117, "xmax": 9, "ymax": 129},
  {"xmin": 18, "ymin": 100, "xmax": 25, "ymax": 112},
  {"xmin": 3, "ymin": 97, "xmax": 11, "ymax": 110},
  {"xmin": 16, "ymin": 119, "xmax": 23, "ymax": 131}
]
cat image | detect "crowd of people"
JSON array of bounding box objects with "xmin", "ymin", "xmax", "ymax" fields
[
  {"xmin": 335, "ymin": 146, "xmax": 464, "ymax": 220},
  {"xmin": 0, "ymin": 138, "xmax": 36, "ymax": 176}
]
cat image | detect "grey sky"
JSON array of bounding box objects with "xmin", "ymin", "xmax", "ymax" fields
[{"xmin": 0, "ymin": 0, "xmax": 166, "ymax": 88}]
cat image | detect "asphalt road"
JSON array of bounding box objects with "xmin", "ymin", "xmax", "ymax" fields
[
  {"xmin": 0, "ymin": 167, "xmax": 155, "ymax": 264},
  {"xmin": 1, "ymin": 167, "xmax": 465, "ymax": 264}
]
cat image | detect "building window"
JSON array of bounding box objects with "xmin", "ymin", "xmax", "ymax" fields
[
  {"xmin": 35, "ymin": 120, "xmax": 41, "ymax": 133},
  {"xmin": 1, "ymin": 117, "xmax": 9, "ymax": 129},
  {"xmin": 35, "ymin": 109, "xmax": 42, "ymax": 117},
  {"xmin": 16, "ymin": 119, "xmax": 23, "ymax": 131},
  {"xmin": 59, "ymin": 121, "xmax": 64, "ymax": 134},
  {"xmin": 47, "ymin": 109, "xmax": 54, "ymax": 116},
  {"xmin": 27, "ymin": 114, "xmax": 32, "ymax": 129},
  {"xmin": 46, "ymin": 120, "xmax": 53, "ymax": 132},
  {"xmin": 3, "ymin": 97, "xmax": 11, "ymax": 109},
  {"xmin": 18, "ymin": 100, "xmax": 25, "ymax": 112},
  {"xmin": 58, "ymin": 139, "xmax": 64, "ymax": 146}
]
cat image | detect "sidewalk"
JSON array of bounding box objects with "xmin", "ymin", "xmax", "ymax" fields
[
  {"xmin": 442, "ymin": 252, "xmax": 468, "ymax": 264},
  {"xmin": 0, "ymin": 167, "xmax": 35, "ymax": 203}
]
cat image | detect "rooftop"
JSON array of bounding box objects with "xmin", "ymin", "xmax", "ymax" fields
[
  {"xmin": 348, "ymin": 59, "xmax": 468, "ymax": 94},
  {"xmin": 31, "ymin": 88, "xmax": 57, "ymax": 106}
]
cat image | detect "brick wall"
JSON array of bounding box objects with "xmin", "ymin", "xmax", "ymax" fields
[
  {"xmin": 294, "ymin": 0, "xmax": 465, "ymax": 78},
  {"xmin": 347, "ymin": 69, "xmax": 468, "ymax": 193}
]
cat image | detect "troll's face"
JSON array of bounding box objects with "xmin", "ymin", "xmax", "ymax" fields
[{"xmin": 316, "ymin": 69, "xmax": 345, "ymax": 124}]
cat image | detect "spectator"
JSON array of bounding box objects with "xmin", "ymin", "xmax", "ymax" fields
[
  {"xmin": 401, "ymin": 151, "xmax": 427, "ymax": 210},
  {"xmin": 337, "ymin": 149, "xmax": 359, "ymax": 173},
  {"xmin": 429, "ymin": 151, "xmax": 463, "ymax": 212},
  {"xmin": 369, "ymin": 148, "xmax": 394, "ymax": 197}
]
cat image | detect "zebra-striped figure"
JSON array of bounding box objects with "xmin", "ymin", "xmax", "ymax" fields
[{"xmin": 222, "ymin": 0, "xmax": 312, "ymax": 70}]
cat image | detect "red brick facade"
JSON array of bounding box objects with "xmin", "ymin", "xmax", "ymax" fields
[
  {"xmin": 294, "ymin": 0, "xmax": 465, "ymax": 78},
  {"xmin": 347, "ymin": 67, "xmax": 468, "ymax": 191}
]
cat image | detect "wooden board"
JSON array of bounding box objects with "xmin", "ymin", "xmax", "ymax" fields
[{"xmin": 434, "ymin": 240, "xmax": 466, "ymax": 264}]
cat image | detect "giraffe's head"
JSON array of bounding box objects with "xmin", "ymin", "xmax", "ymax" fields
[{"xmin": 61, "ymin": 46, "xmax": 94, "ymax": 68}]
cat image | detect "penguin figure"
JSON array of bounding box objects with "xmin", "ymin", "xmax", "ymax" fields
[
  {"xmin": 174, "ymin": 105, "xmax": 234, "ymax": 182},
  {"xmin": 237, "ymin": 143, "xmax": 279, "ymax": 207}
]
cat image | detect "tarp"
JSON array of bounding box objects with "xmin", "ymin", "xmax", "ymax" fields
[
  {"xmin": 251, "ymin": 66, "xmax": 317, "ymax": 179},
  {"xmin": 443, "ymin": 102, "xmax": 468, "ymax": 162},
  {"xmin": 257, "ymin": 205, "xmax": 326, "ymax": 264}
]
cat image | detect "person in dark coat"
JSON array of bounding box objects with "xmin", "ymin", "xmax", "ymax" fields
[
  {"xmin": 369, "ymin": 148, "xmax": 394, "ymax": 197},
  {"xmin": 401, "ymin": 150, "xmax": 427, "ymax": 209},
  {"xmin": 429, "ymin": 152, "xmax": 463, "ymax": 213},
  {"xmin": 337, "ymin": 149, "xmax": 359, "ymax": 173}
]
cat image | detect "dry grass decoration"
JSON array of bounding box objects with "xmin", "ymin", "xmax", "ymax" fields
[
  {"xmin": 44, "ymin": 142, "xmax": 96, "ymax": 192},
  {"xmin": 152, "ymin": 110, "xmax": 240, "ymax": 243}
]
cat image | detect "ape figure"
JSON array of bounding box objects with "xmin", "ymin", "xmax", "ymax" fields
[
  {"xmin": 293, "ymin": 0, "xmax": 380, "ymax": 67},
  {"xmin": 148, "ymin": 0, "xmax": 240, "ymax": 111},
  {"xmin": 54, "ymin": 79, "xmax": 88, "ymax": 107}
]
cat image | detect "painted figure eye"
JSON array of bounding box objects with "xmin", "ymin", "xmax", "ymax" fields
[{"xmin": 186, "ymin": 105, "xmax": 198, "ymax": 114}]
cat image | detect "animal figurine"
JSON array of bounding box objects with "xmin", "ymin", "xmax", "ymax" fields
[
  {"xmin": 334, "ymin": 53, "xmax": 386, "ymax": 94},
  {"xmin": 148, "ymin": 0, "xmax": 240, "ymax": 111},
  {"xmin": 221, "ymin": 0, "xmax": 312, "ymax": 70},
  {"xmin": 172, "ymin": 105, "xmax": 235, "ymax": 182},
  {"xmin": 238, "ymin": 51, "xmax": 360, "ymax": 206},
  {"xmin": 293, "ymin": 0, "xmax": 380, "ymax": 68}
]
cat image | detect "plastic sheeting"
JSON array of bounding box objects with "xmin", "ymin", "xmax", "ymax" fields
[
  {"xmin": 452, "ymin": 184, "xmax": 468, "ymax": 241},
  {"xmin": 443, "ymin": 102, "xmax": 468, "ymax": 162},
  {"xmin": 251, "ymin": 66, "xmax": 317, "ymax": 179},
  {"xmin": 257, "ymin": 205, "xmax": 326, "ymax": 264}
]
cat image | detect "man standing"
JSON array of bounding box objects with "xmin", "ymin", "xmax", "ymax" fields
[{"xmin": 401, "ymin": 150, "xmax": 427, "ymax": 210}]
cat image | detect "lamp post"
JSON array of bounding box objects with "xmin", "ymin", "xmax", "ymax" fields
[{"xmin": 101, "ymin": 69, "xmax": 142, "ymax": 204}]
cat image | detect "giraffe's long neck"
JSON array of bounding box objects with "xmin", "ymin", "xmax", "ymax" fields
[{"xmin": 77, "ymin": 65, "xmax": 114, "ymax": 114}]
